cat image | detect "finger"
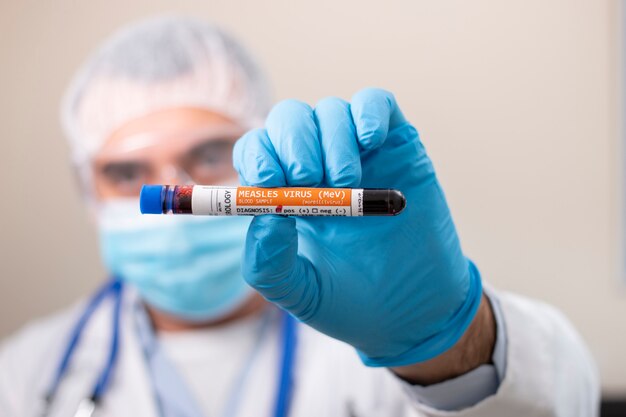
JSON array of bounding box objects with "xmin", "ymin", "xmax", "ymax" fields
[
  {"xmin": 243, "ymin": 215, "xmax": 319, "ymax": 321},
  {"xmin": 233, "ymin": 128, "xmax": 286, "ymax": 187},
  {"xmin": 265, "ymin": 99, "xmax": 324, "ymax": 186},
  {"xmin": 350, "ymin": 88, "xmax": 408, "ymax": 151},
  {"xmin": 313, "ymin": 97, "xmax": 362, "ymax": 187}
]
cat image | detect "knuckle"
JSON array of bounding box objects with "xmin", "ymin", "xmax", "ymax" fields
[
  {"xmin": 268, "ymin": 99, "xmax": 311, "ymax": 122},
  {"xmin": 315, "ymin": 96, "xmax": 347, "ymax": 112},
  {"xmin": 353, "ymin": 87, "xmax": 395, "ymax": 109}
]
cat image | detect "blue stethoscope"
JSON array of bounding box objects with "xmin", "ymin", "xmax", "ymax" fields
[{"xmin": 42, "ymin": 279, "xmax": 298, "ymax": 417}]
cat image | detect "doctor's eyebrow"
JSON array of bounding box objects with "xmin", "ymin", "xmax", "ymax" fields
[{"xmin": 98, "ymin": 161, "xmax": 152, "ymax": 182}]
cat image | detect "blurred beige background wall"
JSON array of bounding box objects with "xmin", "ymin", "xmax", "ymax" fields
[{"xmin": 1, "ymin": 0, "xmax": 624, "ymax": 394}]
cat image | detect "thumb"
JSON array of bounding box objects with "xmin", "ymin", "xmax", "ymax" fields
[{"xmin": 242, "ymin": 215, "xmax": 319, "ymax": 320}]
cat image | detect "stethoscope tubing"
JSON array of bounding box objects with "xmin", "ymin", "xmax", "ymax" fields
[{"xmin": 42, "ymin": 279, "xmax": 298, "ymax": 417}]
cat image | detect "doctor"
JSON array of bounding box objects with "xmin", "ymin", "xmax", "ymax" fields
[{"xmin": 0, "ymin": 16, "xmax": 599, "ymax": 417}]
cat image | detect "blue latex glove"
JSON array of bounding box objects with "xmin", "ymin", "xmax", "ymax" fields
[{"xmin": 233, "ymin": 88, "xmax": 482, "ymax": 367}]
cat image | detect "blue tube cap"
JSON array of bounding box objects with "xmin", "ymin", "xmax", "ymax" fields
[{"xmin": 140, "ymin": 185, "xmax": 164, "ymax": 214}]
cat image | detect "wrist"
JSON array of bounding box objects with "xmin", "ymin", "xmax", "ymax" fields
[{"xmin": 390, "ymin": 293, "xmax": 496, "ymax": 385}]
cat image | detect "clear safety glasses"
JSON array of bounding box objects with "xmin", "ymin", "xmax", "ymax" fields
[{"xmin": 92, "ymin": 124, "xmax": 244, "ymax": 197}]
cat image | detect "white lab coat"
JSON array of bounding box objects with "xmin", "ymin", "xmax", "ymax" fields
[{"xmin": 0, "ymin": 287, "xmax": 599, "ymax": 417}]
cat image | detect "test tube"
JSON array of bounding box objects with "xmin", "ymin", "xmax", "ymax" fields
[{"xmin": 140, "ymin": 185, "xmax": 406, "ymax": 217}]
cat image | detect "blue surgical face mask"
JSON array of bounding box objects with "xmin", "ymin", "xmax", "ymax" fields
[{"xmin": 97, "ymin": 199, "xmax": 253, "ymax": 321}]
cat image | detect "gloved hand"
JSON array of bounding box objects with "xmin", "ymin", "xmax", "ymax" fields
[{"xmin": 233, "ymin": 88, "xmax": 482, "ymax": 367}]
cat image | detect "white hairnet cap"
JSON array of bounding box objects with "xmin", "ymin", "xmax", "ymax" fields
[{"xmin": 61, "ymin": 15, "xmax": 271, "ymax": 172}]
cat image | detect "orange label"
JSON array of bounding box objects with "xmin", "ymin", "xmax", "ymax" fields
[{"xmin": 236, "ymin": 187, "xmax": 351, "ymax": 206}]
